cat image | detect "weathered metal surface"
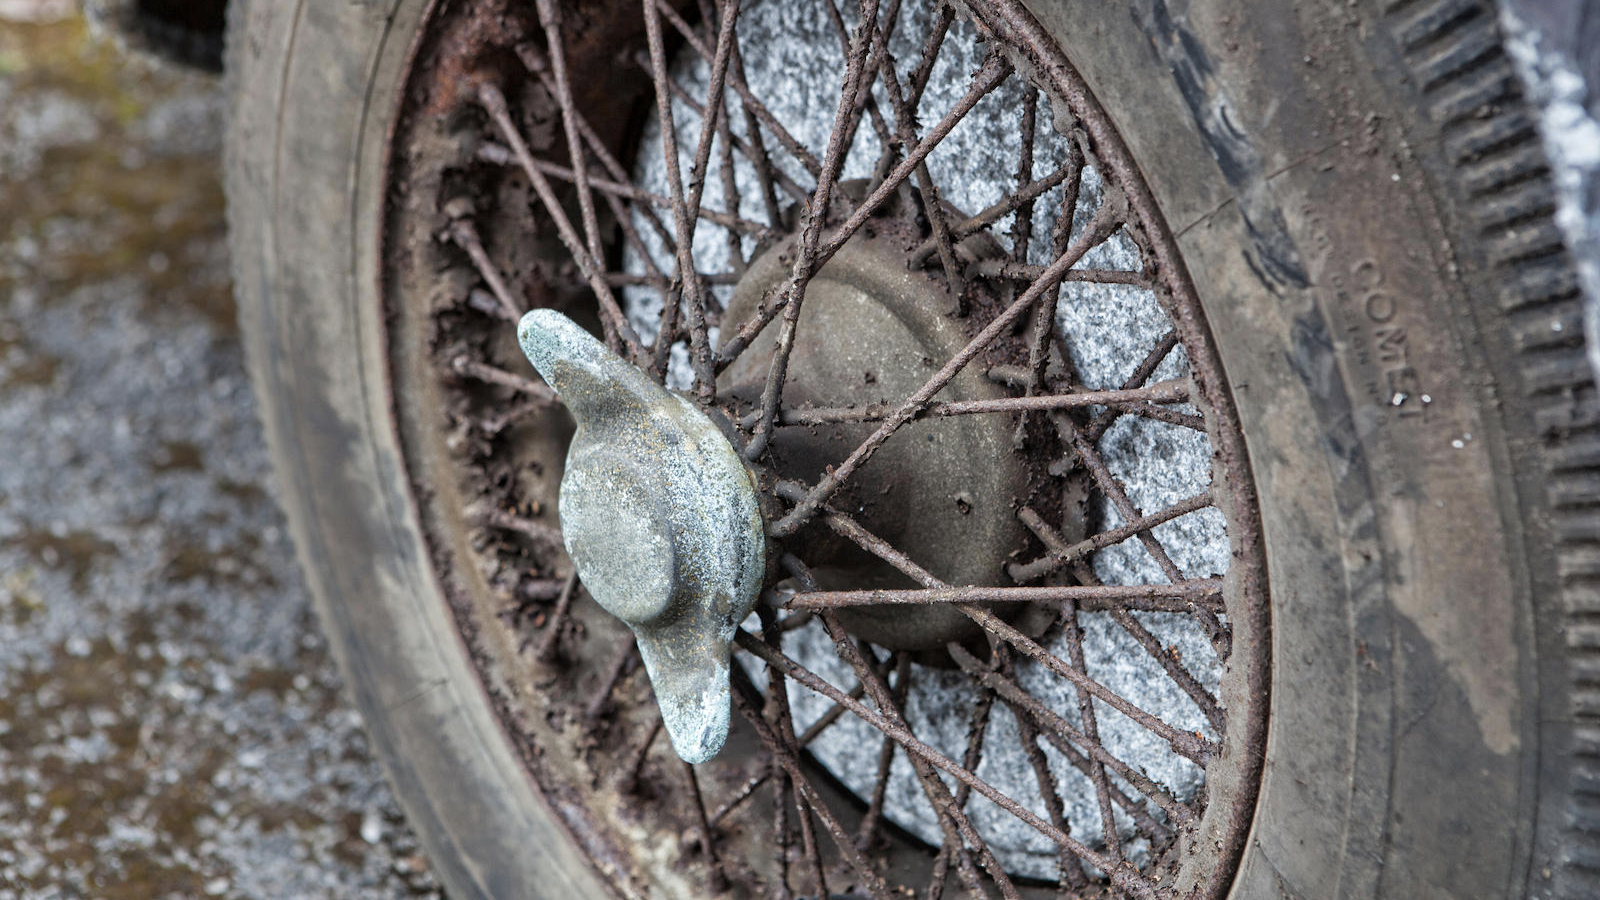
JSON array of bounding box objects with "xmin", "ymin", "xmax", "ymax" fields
[
  {"xmin": 720, "ymin": 223, "xmax": 1038, "ymax": 653},
  {"xmin": 517, "ymin": 309, "xmax": 766, "ymax": 764}
]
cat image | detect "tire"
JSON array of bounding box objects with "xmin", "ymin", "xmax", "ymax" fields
[
  {"xmin": 223, "ymin": 0, "xmax": 1596, "ymax": 898},
  {"xmin": 85, "ymin": 0, "xmax": 227, "ymax": 71}
]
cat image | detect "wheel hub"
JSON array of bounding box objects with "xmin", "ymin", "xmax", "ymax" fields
[{"xmin": 721, "ymin": 211, "xmax": 1061, "ymax": 653}]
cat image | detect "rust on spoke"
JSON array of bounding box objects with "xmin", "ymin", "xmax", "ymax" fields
[
  {"xmin": 652, "ymin": 0, "xmax": 824, "ymax": 178},
  {"xmin": 786, "ymin": 581, "xmax": 1224, "ymax": 608},
  {"xmin": 735, "ymin": 631, "xmax": 1161, "ymax": 900},
  {"xmin": 442, "ymin": 218, "xmax": 522, "ymax": 322},
  {"xmin": 475, "ymin": 82, "xmax": 642, "ymax": 359},
  {"xmin": 744, "ymin": 0, "xmax": 882, "ymax": 461},
  {"xmin": 729, "ymin": 671, "xmax": 892, "ymax": 899},
  {"xmin": 1008, "ymin": 492, "xmax": 1213, "ymax": 583},
  {"xmin": 642, "ymin": 0, "xmax": 718, "ymax": 398},
  {"xmin": 763, "ymin": 379, "xmax": 1191, "ymax": 426}
]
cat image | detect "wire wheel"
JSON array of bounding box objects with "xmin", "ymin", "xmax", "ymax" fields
[{"xmin": 380, "ymin": 0, "xmax": 1269, "ymax": 896}]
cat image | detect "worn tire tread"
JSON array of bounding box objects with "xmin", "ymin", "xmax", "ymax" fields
[{"xmin": 1382, "ymin": 1, "xmax": 1600, "ymax": 894}]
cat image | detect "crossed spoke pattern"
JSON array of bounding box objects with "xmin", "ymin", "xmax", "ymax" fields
[{"xmin": 435, "ymin": 0, "xmax": 1243, "ymax": 896}]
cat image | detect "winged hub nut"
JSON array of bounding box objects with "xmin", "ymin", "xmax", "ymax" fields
[{"xmin": 516, "ymin": 310, "xmax": 767, "ymax": 764}]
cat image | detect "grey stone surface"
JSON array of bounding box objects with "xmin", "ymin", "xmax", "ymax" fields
[{"xmin": 0, "ymin": 8, "xmax": 439, "ymax": 898}]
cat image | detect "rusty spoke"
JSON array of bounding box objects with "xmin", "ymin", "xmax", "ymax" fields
[
  {"xmin": 949, "ymin": 638, "xmax": 1176, "ymax": 847},
  {"xmin": 769, "ymin": 761, "xmax": 792, "ymax": 900},
  {"xmin": 442, "ymin": 217, "xmax": 524, "ymax": 322},
  {"xmin": 447, "ymin": 355, "xmax": 554, "ymax": 400},
  {"xmin": 971, "ymin": 259, "xmax": 1149, "ymax": 286},
  {"xmin": 1051, "ymin": 407, "xmax": 1230, "ymax": 651},
  {"xmin": 818, "ymin": 618, "xmax": 1017, "ymax": 900},
  {"xmin": 534, "ymin": 0, "xmax": 604, "ymax": 264},
  {"xmin": 1085, "ymin": 331, "xmax": 1183, "ymax": 442},
  {"xmin": 512, "ymin": 43, "xmax": 680, "ymax": 248},
  {"xmin": 618, "ymin": 712, "xmax": 663, "ymax": 793},
  {"xmin": 480, "ymin": 137, "xmax": 698, "ymax": 310},
  {"xmin": 961, "ymin": 607, "xmax": 1217, "ymax": 763},
  {"xmin": 909, "ymin": 157, "xmax": 1079, "ymax": 265},
  {"xmin": 787, "ymin": 581, "xmax": 1223, "ymax": 609},
  {"xmin": 685, "ymin": 0, "xmax": 744, "ymax": 235},
  {"xmin": 734, "ymin": 630, "xmax": 1160, "ymax": 900},
  {"xmin": 781, "ymin": 492, "xmax": 1218, "ymax": 763},
  {"xmin": 995, "ymin": 642, "xmax": 1091, "ymax": 890},
  {"xmin": 709, "ymin": 593, "xmax": 878, "ymax": 833},
  {"xmin": 729, "ymin": 669, "xmax": 894, "ymax": 900},
  {"xmin": 947, "ymin": 642, "xmax": 1196, "ymax": 828},
  {"xmin": 475, "ymin": 83, "xmax": 642, "ymax": 360},
  {"xmin": 756, "ymin": 603, "xmax": 835, "ymax": 899},
  {"xmin": 726, "ymin": 37, "xmax": 784, "ymax": 227},
  {"xmin": 853, "ymin": 653, "xmax": 907, "ymax": 851},
  {"xmin": 1111, "ymin": 401, "xmax": 1206, "ymax": 432},
  {"xmin": 743, "ymin": 0, "xmax": 882, "ymax": 461},
  {"xmin": 597, "ymin": 192, "xmax": 677, "ymax": 323},
  {"xmin": 474, "ymin": 394, "xmax": 546, "ymax": 436},
  {"xmin": 633, "ymin": 64, "xmax": 813, "ymax": 207},
  {"xmin": 870, "ymin": 15, "xmax": 965, "ymax": 300},
  {"xmin": 1031, "ymin": 713, "xmax": 1174, "ymax": 845},
  {"xmin": 1016, "ymin": 508, "xmax": 1225, "ymax": 729},
  {"xmin": 652, "ymin": 0, "xmax": 824, "ymax": 180},
  {"xmin": 1008, "ymin": 492, "xmax": 1213, "ymax": 583},
  {"xmin": 777, "ymin": 490, "xmax": 1209, "ymax": 784},
  {"xmin": 821, "ymin": 0, "xmax": 901, "ymax": 199},
  {"xmin": 1012, "ymin": 88, "xmax": 1039, "ymax": 265},
  {"xmin": 821, "ymin": 54, "xmax": 1011, "ymax": 266},
  {"xmin": 705, "ymin": 683, "xmax": 866, "ymax": 828},
  {"xmin": 648, "ymin": 286, "xmax": 686, "ymax": 382},
  {"xmin": 769, "ymin": 480, "xmax": 1224, "ymax": 615},
  {"xmin": 680, "ymin": 759, "xmax": 730, "ymax": 891},
  {"xmin": 904, "ymin": 2, "xmax": 955, "ymax": 115},
  {"xmin": 534, "ymin": 571, "xmax": 580, "ymax": 662},
  {"xmin": 758, "ymin": 379, "xmax": 1190, "ymax": 427},
  {"xmin": 1110, "ymin": 605, "xmax": 1222, "ymax": 729},
  {"xmin": 1057, "ymin": 601, "xmax": 1123, "ymax": 864},
  {"xmin": 1013, "ymin": 91, "xmax": 1052, "ymax": 438},
  {"xmin": 926, "ymin": 684, "xmax": 994, "ymax": 900},
  {"xmin": 715, "ymin": 53, "xmax": 1014, "ymax": 378},
  {"xmin": 795, "ymin": 789, "xmax": 829, "ymax": 899},
  {"xmin": 643, "ymin": 0, "xmax": 718, "ymax": 399},
  {"xmin": 712, "ymin": 283, "xmax": 786, "ymax": 372},
  {"xmin": 706, "ymin": 2, "xmax": 749, "ymax": 276},
  {"xmin": 586, "ymin": 635, "xmax": 639, "ymax": 720}
]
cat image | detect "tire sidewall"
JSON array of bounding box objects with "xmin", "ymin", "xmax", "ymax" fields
[
  {"xmin": 1019, "ymin": 1, "xmax": 1555, "ymax": 897},
  {"xmin": 226, "ymin": 1, "xmax": 615, "ymax": 897}
]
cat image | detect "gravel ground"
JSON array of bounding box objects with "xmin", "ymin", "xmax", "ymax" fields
[{"xmin": 0, "ymin": 7, "xmax": 440, "ymax": 898}]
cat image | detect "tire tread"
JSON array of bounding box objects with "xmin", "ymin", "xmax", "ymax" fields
[{"xmin": 1382, "ymin": 1, "xmax": 1599, "ymax": 895}]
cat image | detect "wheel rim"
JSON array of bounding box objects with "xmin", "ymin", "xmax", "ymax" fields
[{"xmin": 378, "ymin": 0, "xmax": 1270, "ymax": 896}]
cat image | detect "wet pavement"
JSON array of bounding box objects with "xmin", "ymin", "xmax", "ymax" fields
[{"xmin": 0, "ymin": 6, "xmax": 440, "ymax": 898}]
